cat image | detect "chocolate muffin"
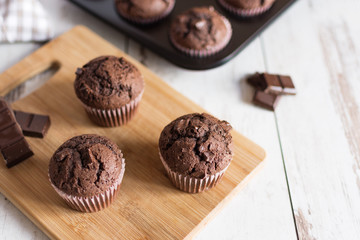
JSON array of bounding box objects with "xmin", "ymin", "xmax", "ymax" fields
[
  {"xmin": 115, "ymin": 0, "xmax": 175, "ymax": 24},
  {"xmin": 159, "ymin": 113, "xmax": 233, "ymax": 193},
  {"xmin": 169, "ymin": 6, "xmax": 232, "ymax": 58},
  {"xmin": 74, "ymin": 56, "xmax": 144, "ymax": 127},
  {"xmin": 49, "ymin": 134, "xmax": 125, "ymax": 212},
  {"xmin": 218, "ymin": 0, "xmax": 276, "ymax": 17}
]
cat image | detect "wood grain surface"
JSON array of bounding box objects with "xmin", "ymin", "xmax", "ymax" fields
[
  {"xmin": 0, "ymin": 26, "xmax": 265, "ymax": 240},
  {"xmin": 262, "ymin": 1, "xmax": 360, "ymax": 238}
]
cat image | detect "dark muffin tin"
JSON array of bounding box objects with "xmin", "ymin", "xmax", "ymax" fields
[{"xmin": 70, "ymin": 0, "xmax": 296, "ymax": 70}]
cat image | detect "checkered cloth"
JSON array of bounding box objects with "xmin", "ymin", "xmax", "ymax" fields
[{"xmin": 0, "ymin": 0, "xmax": 53, "ymax": 43}]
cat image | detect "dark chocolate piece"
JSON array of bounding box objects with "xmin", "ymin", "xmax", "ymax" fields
[
  {"xmin": 0, "ymin": 123, "xmax": 24, "ymax": 149},
  {"xmin": 0, "ymin": 98, "xmax": 8, "ymax": 110},
  {"xmin": 253, "ymin": 91, "xmax": 281, "ymax": 111},
  {"xmin": 75, "ymin": 68, "xmax": 83, "ymax": 75},
  {"xmin": 247, "ymin": 73, "xmax": 296, "ymax": 95},
  {"xmin": 278, "ymin": 75, "xmax": 296, "ymax": 95},
  {"xmin": 14, "ymin": 111, "xmax": 51, "ymax": 138},
  {"xmin": 0, "ymin": 97, "xmax": 33, "ymax": 168},
  {"xmin": 247, "ymin": 73, "xmax": 265, "ymax": 89},
  {"xmin": 0, "ymin": 108, "xmax": 16, "ymax": 131},
  {"xmin": 263, "ymin": 73, "xmax": 282, "ymax": 95},
  {"xmin": 2, "ymin": 139, "xmax": 34, "ymax": 168}
]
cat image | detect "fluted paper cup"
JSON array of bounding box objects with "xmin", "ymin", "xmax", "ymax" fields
[
  {"xmin": 169, "ymin": 16, "xmax": 232, "ymax": 58},
  {"xmin": 159, "ymin": 151, "xmax": 229, "ymax": 193},
  {"xmin": 218, "ymin": 0, "xmax": 274, "ymax": 17},
  {"xmin": 83, "ymin": 91, "xmax": 143, "ymax": 127},
  {"xmin": 50, "ymin": 158, "xmax": 125, "ymax": 213}
]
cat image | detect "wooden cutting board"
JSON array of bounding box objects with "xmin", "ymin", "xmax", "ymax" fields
[{"xmin": 0, "ymin": 26, "xmax": 265, "ymax": 240}]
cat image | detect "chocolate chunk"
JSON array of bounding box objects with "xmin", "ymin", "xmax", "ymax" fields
[
  {"xmin": 194, "ymin": 19, "xmax": 207, "ymax": 30},
  {"xmin": 0, "ymin": 108, "xmax": 16, "ymax": 131},
  {"xmin": 247, "ymin": 73, "xmax": 296, "ymax": 95},
  {"xmin": 14, "ymin": 111, "xmax": 51, "ymax": 138},
  {"xmin": 278, "ymin": 75, "xmax": 296, "ymax": 95},
  {"xmin": 2, "ymin": 139, "xmax": 34, "ymax": 168},
  {"xmin": 247, "ymin": 73, "xmax": 266, "ymax": 89},
  {"xmin": 75, "ymin": 68, "xmax": 83, "ymax": 75},
  {"xmin": 253, "ymin": 91, "xmax": 281, "ymax": 111},
  {"xmin": 0, "ymin": 98, "xmax": 8, "ymax": 110},
  {"xmin": 0, "ymin": 123, "xmax": 24, "ymax": 149},
  {"xmin": 263, "ymin": 73, "xmax": 282, "ymax": 95},
  {"xmin": 0, "ymin": 97, "xmax": 33, "ymax": 168}
]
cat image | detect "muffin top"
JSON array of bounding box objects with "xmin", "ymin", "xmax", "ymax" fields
[
  {"xmin": 159, "ymin": 113, "xmax": 233, "ymax": 179},
  {"xmin": 49, "ymin": 134, "xmax": 123, "ymax": 197},
  {"xmin": 116, "ymin": 0, "xmax": 174, "ymax": 20},
  {"xmin": 224, "ymin": 0, "xmax": 275, "ymax": 9},
  {"xmin": 74, "ymin": 56, "xmax": 144, "ymax": 109},
  {"xmin": 169, "ymin": 6, "xmax": 232, "ymax": 51}
]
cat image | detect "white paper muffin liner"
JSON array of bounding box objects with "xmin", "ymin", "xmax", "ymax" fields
[
  {"xmin": 159, "ymin": 151, "xmax": 229, "ymax": 193},
  {"xmin": 83, "ymin": 91, "xmax": 143, "ymax": 127},
  {"xmin": 170, "ymin": 14, "xmax": 232, "ymax": 58},
  {"xmin": 50, "ymin": 158, "xmax": 125, "ymax": 213},
  {"xmin": 117, "ymin": 0, "xmax": 175, "ymax": 25},
  {"xmin": 218, "ymin": 0, "xmax": 274, "ymax": 17}
]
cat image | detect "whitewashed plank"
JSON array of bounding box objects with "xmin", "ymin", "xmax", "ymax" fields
[
  {"xmin": 127, "ymin": 32, "xmax": 297, "ymax": 239},
  {"xmin": 0, "ymin": 44, "xmax": 40, "ymax": 73},
  {"xmin": 0, "ymin": 195, "xmax": 48, "ymax": 240},
  {"xmin": 261, "ymin": 0, "xmax": 360, "ymax": 239}
]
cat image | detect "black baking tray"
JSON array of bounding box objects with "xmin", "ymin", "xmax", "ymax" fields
[{"xmin": 69, "ymin": 0, "xmax": 296, "ymax": 70}]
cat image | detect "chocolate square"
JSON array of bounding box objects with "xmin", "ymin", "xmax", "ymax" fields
[
  {"xmin": 253, "ymin": 91, "xmax": 281, "ymax": 111},
  {"xmin": 0, "ymin": 123, "xmax": 24, "ymax": 149},
  {"xmin": 263, "ymin": 73, "xmax": 282, "ymax": 95},
  {"xmin": 278, "ymin": 75, "xmax": 296, "ymax": 95},
  {"xmin": 247, "ymin": 73, "xmax": 266, "ymax": 90},
  {"xmin": 14, "ymin": 111, "xmax": 51, "ymax": 138},
  {"xmin": 1, "ymin": 139, "xmax": 34, "ymax": 168},
  {"xmin": 0, "ymin": 109, "xmax": 16, "ymax": 132},
  {"xmin": 0, "ymin": 97, "xmax": 9, "ymax": 111},
  {"xmin": 0, "ymin": 98, "xmax": 34, "ymax": 168}
]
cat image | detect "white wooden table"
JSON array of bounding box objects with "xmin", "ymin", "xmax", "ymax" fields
[{"xmin": 1, "ymin": 0, "xmax": 360, "ymax": 239}]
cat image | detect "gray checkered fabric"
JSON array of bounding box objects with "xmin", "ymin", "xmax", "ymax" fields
[{"xmin": 0, "ymin": 0, "xmax": 53, "ymax": 43}]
